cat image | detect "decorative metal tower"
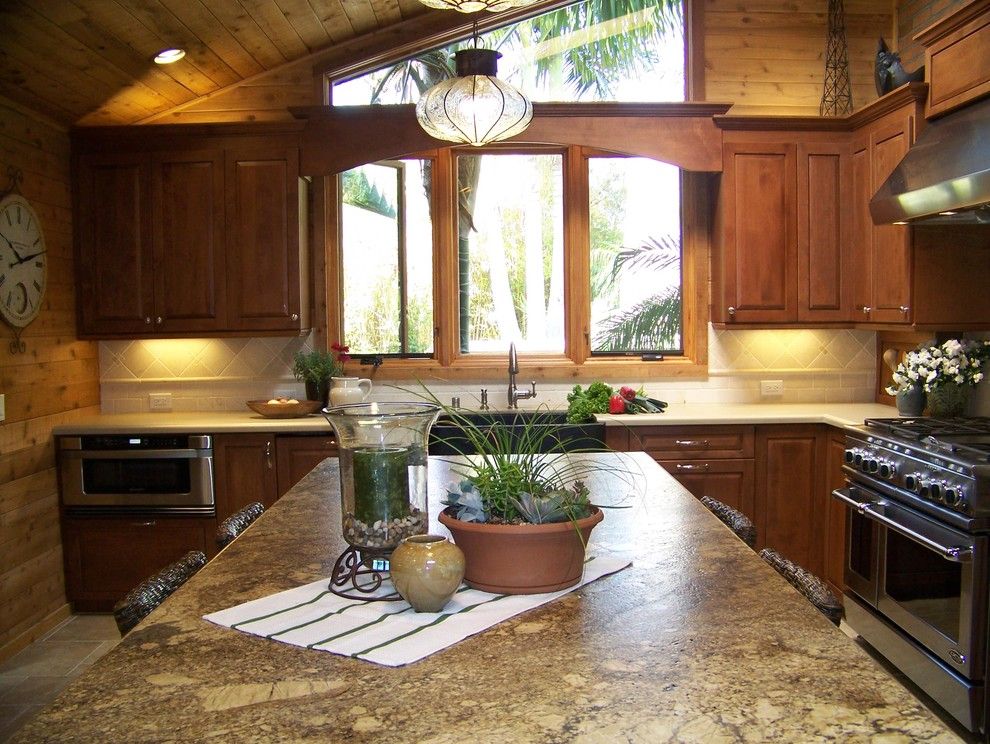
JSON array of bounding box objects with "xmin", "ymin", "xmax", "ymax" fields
[{"xmin": 820, "ymin": 0, "xmax": 853, "ymax": 116}]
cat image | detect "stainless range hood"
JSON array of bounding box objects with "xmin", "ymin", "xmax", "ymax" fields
[{"xmin": 870, "ymin": 98, "xmax": 990, "ymax": 225}]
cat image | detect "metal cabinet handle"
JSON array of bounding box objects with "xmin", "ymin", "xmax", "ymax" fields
[
  {"xmin": 144, "ymin": 316, "xmax": 152, "ymax": 325},
  {"xmin": 674, "ymin": 439, "xmax": 710, "ymax": 447},
  {"xmin": 155, "ymin": 316, "xmax": 163, "ymax": 325},
  {"xmin": 675, "ymin": 463, "xmax": 710, "ymax": 471},
  {"xmin": 899, "ymin": 305, "xmax": 910, "ymax": 315},
  {"xmin": 861, "ymin": 305, "xmax": 871, "ymax": 315},
  {"xmin": 131, "ymin": 520, "xmax": 156, "ymax": 527},
  {"xmin": 291, "ymin": 313, "xmax": 299, "ymax": 321},
  {"xmin": 265, "ymin": 440, "xmax": 273, "ymax": 469},
  {"xmin": 727, "ymin": 306, "xmax": 736, "ymax": 316}
]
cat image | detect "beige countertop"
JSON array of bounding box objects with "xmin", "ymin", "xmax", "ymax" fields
[
  {"xmin": 52, "ymin": 402, "xmax": 898, "ymax": 435},
  {"xmin": 13, "ymin": 454, "xmax": 961, "ymax": 742}
]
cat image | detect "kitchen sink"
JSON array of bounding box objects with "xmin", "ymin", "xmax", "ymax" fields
[{"xmin": 428, "ymin": 410, "xmax": 605, "ymax": 455}]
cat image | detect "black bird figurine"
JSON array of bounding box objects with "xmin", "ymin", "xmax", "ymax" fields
[{"xmin": 875, "ymin": 38, "xmax": 925, "ymax": 96}]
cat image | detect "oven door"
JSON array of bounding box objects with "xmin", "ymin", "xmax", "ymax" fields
[{"xmin": 835, "ymin": 486, "xmax": 987, "ymax": 681}]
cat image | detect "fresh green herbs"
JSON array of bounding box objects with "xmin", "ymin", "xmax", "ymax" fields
[{"xmin": 565, "ymin": 382, "xmax": 614, "ymax": 423}]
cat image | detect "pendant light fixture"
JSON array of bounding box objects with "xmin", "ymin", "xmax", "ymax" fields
[
  {"xmin": 415, "ymin": 46, "xmax": 533, "ymax": 146},
  {"xmin": 418, "ymin": 0, "xmax": 530, "ymax": 13}
]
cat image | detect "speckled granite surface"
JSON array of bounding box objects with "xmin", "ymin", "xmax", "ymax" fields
[{"xmin": 15, "ymin": 454, "xmax": 962, "ymax": 742}]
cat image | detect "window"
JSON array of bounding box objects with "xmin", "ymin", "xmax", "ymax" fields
[
  {"xmin": 339, "ymin": 160, "xmax": 434, "ymax": 355},
  {"xmin": 332, "ymin": 0, "xmax": 684, "ymax": 106},
  {"xmin": 588, "ymin": 157, "xmax": 682, "ymax": 354},
  {"xmin": 457, "ymin": 152, "xmax": 564, "ymax": 353}
]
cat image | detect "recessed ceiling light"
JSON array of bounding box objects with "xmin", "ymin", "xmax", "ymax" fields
[{"xmin": 154, "ymin": 48, "xmax": 186, "ymax": 65}]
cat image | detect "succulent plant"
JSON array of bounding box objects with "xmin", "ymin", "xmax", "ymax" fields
[
  {"xmin": 444, "ymin": 480, "xmax": 487, "ymax": 522},
  {"xmin": 508, "ymin": 482, "xmax": 591, "ymax": 524}
]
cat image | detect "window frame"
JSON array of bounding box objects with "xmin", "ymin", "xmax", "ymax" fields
[{"xmin": 328, "ymin": 144, "xmax": 709, "ymax": 381}]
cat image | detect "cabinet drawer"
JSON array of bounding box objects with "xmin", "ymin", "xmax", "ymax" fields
[
  {"xmin": 62, "ymin": 515, "xmax": 214, "ymax": 612},
  {"xmin": 276, "ymin": 435, "xmax": 339, "ymax": 496},
  {"xmin": 632, "ymin": 425, "xmax": 754, "ymax": 459},
  {"xmin": 660, "ymin": 459, "xmax": 755, "ymax": 520}
]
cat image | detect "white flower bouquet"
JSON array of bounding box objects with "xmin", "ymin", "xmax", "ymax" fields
[{"xmin": 886, "ymin": 339, "xmax": 990, "ymax": 395}]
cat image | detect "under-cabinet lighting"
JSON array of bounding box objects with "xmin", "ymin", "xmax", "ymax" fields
[
  {"xmin": 939, "ymin": 211, "xmax": 958, "ymax": 216},
  {"xmin": 154, "ymin": 48, "xmax": 186, "ymax": 65},
  {"xmin": 893, "ymin": 220, "xmax": 908, "ymax": 225}
]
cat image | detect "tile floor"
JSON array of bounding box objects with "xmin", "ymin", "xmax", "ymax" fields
[{"xmin": 0, "ymin": 615, "xmax": 119, "ymax": 743}]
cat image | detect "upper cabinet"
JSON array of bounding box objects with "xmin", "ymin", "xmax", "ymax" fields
[
  {"xmin": 74, "ymin": 127, "xmax": 308, "ymax": 339},
  {"xmin": 712, "ymin": 129, "xmax": 854, "ymax": 325},
  {"xmin": 917, "ymin": 0, "xmax": 990, "ymax": 118}
]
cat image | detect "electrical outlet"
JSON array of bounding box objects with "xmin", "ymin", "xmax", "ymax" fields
[
  {"xmin": 0, "ymin": 393, "xmax": 5, "ymax": 422},
  {"xmin": 760, "ymin": 380, "xmax": 784, "ymax": 397},
  {"xmin": 149, "ymin": 393, "xmax": 173, "ymax": 411}
]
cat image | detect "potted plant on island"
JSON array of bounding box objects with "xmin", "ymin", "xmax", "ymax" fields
[
  {"xmin": 292, "ymin": 343, "xmax": 350, "ymax": 407},
  {"xmin": 430, "ymin": 404, "xmax": 634, "ymax": 595}
]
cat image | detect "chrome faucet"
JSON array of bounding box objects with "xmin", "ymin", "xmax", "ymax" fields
[{"xmin": 507, "ymin": 342, "xmax": 537, "ymax": 409}]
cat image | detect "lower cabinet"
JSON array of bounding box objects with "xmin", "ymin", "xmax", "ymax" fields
[
  {"xmin": 62, "ymin": 515, "xmax": 215, "ymax": 612},
  {"xmin": 622, "ymin": 422, "xmax": 846, "ymax": 588},
  {"xmin": 213, "ymin": 433, "xmax": 279, "ymax": 520},
  {"xmin": 276, "ymin": 434, "xmax": 338, "ymax": 495}
]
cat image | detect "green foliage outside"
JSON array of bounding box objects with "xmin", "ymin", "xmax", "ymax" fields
[{"xmin": 341, "ymin": 170, "xmax": 396, "ymax": 218}]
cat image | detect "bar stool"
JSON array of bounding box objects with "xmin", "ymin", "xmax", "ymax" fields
[
  {"xmin": 113, "ymin": 551, "xmax": 207, "ymax": 635},
  {"xmin": 699, "ymin": 496, "xmax": 757, "ymax": 548},
  {"xmin": 216, "ymin": 502, "xmax": 266, "ymax": 549},
  {"xmin": 759, "ymin": 548, "xmax": 842, "ymax": 626}
]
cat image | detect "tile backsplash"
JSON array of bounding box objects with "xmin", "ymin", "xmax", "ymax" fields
[{"xmin": 99, "ymin": 327, "xmax": 878, "ymax": 413}]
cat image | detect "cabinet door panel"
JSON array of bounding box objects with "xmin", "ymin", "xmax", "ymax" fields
[
  {"xmin": 797, "ymin": 143, "xmax": 851, "ymax": 322},
  {"xmin": 62, "ymin": 516, "xmax": 212, "ymax": 611},
  {"xmin": 276, "ymin": 435, "xmax": 338, "ymax": 496},
  {"xmin": 225, "ymin": 148, "xmax": 301, "ymax": 331},
  {"xmin": 870, "ymin": 119, "xmax": 914, "ymax": 324},
  {"xmin": 661, "ymin": 459, "xmax": 755, "ymax": 520},
  {"xmin": 153, "ymin": 150, "xmax": 226, "ymax": 332},
  {"xmin": 213, "ymin": 433, "xmax": 279, "ymax": 520},
  {"xmin": 720, "ymin": 144, "xmax": 797, "ymax": 323},
  {"xmin": 756, "ymin": 425, "xmax": 825, "ymax": 575},
  {"xmin": 77, "ymin": 154, "xmax": 153, "ymax": 335},
  {"xmin": 850, "ymin": 138, "xmax": 873, "ymax": 321}
]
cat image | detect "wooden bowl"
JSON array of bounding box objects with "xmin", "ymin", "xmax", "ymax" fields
[{"xmin": 246, "ymin": 399, "xmax": 323, "ymax": 418}]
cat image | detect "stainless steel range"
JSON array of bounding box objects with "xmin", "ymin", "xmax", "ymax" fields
[{"xmin": 834, "ymin": 417, "xmax": 990, "ymax": 735}]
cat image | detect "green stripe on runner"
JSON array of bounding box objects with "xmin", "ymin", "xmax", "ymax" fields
[{"xmin": 231, "ymin": 589, "xmax": 336, "ymax": 629}]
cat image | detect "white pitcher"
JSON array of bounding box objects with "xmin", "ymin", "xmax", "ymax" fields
[{"xmin": 329, "ymin": 376, "xmax": 373, "ymax": 407}]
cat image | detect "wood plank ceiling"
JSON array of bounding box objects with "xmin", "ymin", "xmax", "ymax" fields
[{"xmin": 0, "ymin": 0, "xmax": 432, "ymax": 127}]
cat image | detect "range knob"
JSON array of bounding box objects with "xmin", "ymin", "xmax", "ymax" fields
[
  {"xmin": 853, "ymin": 451, "xmax": 865, "ymax": 467},
  {"xmin": 919, "ymin": 481, "xmax": 931, "ymax": 498},
  {"xmin": 878, "ymin": 462, "xmax": 896, "ymax": 479},
  {"xmin": 865, "ymin": 459, "xmax": 880, "ymax": 474},
  {"xmin": 844, "ymin": 448, "xmax": 856, "ymax": 464},
  {"xmin": 930, "ymin": 482, "xmax": 944, "ymax": 502},
  {"xmin": 904, "ymin": 473, "xmax": 919, "ymax": 491},
  {"xmin": 943, "ymin": 487, "xmax": 960, "ymax": 507}
]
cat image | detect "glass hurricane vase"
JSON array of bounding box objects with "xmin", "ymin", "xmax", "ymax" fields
[
  {"xmin": 323, "ymin": 402, "xmax": 440, "ymax": 554},
  {"xmin": 926, "ymin": 384, "xmax": 971, "ymax": 418}
]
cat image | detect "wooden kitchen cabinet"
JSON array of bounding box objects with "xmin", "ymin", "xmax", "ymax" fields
[
  {"xmin": 660, "ymin": 459, "xmax": 755, "ymax": 520},
  {"xmin": 276, "ymin": 434, "xmax": 338, "ymax": 496},
  {"xmin": 213, "ymin": 433, "xmax": 279, "ymax": 521},
  {"xmin": 73, "ymin": 127, "xmax": 308, "ymax": 338},
  {"xmin": 62, "ymin": 515, "xmax": 215, "ymax": 612},
  {"xmin": 918, "ymin": 0, "xmax": 990, "ymax": 118},
  {"xmin": 823, "ymin": 427, "xmax": 849, "ymax": 599},
  {"xmin": 712, "ymin": 141, "xmax": 797, "ymax": 324},
  {"xmin": 755, "ymin": 424, "xmax": 826, "ymax": 577}
]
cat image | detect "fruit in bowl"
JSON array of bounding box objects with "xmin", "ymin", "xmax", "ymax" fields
[{"xmin": 246, "ymin": 399, "xmax": 323, "ymax": 418}]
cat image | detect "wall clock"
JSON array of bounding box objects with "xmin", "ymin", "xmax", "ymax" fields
[{"xmin": 0, "ymin": 187, "xmax": 47, "ymax": 352}]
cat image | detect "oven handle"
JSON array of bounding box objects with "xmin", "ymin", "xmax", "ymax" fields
[
  {"xmin": 832, "ymin": 488, "xmax": 973, "ymax": 563},
  {"xmin": 61, "ymin": 449, "xmax": 210, "ymax": 460}
]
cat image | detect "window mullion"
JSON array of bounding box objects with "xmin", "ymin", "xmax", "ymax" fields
[
  {"xmin": 433, "ymin": 148, "xmax": 458, "ymax": 366},
  {"xmin": 565, "ymin": 145, "xmax": 590, "ymax": 365}
]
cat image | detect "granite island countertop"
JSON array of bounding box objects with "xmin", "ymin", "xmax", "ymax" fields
[
  {"xmin": 52, "ymin": 402, "xmax": 898, "ymax": 435},
  {"xmin": 14, "ymin": 453, "xmax": 961, "ymax": 743}
]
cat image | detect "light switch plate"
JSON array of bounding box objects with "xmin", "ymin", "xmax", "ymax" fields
[
  {"xmin": 149, "ymin": 393, "xmax": 173, "ymax": 411},
  {"xmin": 0, "ymin": 393, "xmax": 5, "ymax": 422}
]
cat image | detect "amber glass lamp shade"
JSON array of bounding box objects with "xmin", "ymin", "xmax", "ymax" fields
[{"xmin": 415, "ymin": 49, "xmax": 533, "ymax": 147}]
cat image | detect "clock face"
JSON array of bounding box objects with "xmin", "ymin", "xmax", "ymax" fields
[{"xmin": 0, "ymin": 193, "xmax": 46, "ymax": 328}]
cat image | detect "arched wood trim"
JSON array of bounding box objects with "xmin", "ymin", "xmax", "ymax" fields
[{"xmin": 293, "ymin": 102, "xmax": 729, "ymax": 176}]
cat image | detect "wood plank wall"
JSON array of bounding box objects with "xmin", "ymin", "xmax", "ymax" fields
[
  {"xmin": 0, "ymin": 97, "xmax": 100, "ymax": 664},
  {"xmin": 703, "ymin": 0, "xmax": 894, "ymax": 114},
  {"xmin": 896, "ymin": 0, "xmax": 971, "ymax": 70}
]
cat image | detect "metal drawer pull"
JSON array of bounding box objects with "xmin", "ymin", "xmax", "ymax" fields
[
  {"xmin": 675, "ymin": 463, "xmax": 710, "ymax": 471},
  {"xmin": 132, "ymin": 520, "xmax": 156, "ymax": 527},
  {"xmin": 674, "ymin": 440, "xmax": 710, "ymax": 447},
  {"xmin": 832, "ymin": 488, "xmax": 973, "ymax": 562}
]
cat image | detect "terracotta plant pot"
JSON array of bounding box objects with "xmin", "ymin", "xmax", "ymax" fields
[{"xmin": 438, "ymin": 507, "xmax": 603, "ymax": 594}]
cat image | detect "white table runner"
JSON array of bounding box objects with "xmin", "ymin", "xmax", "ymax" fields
[{"xmin": 204, "ymin": 555, "xmax": 629, "ymax": 667}]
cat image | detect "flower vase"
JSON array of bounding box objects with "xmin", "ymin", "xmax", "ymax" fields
[
  {"xmin": 389, "ymin": 535, "xmax": 465, "ymax": 612},
  {"xmin": 895, "ymin": 383, "xmax": 926, "ymax": 417},
  {"xmin": 926, "ymin": 384, "xmax": 970, "ymax": 418}
]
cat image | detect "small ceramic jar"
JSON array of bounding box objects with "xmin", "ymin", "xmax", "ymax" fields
[{"xmin": 389, "ymin": 535, "xmax": 465, "ymax": 613}]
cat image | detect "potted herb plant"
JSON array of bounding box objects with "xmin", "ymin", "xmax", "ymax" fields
[
  {"xmin": 292, "ymin": 343, "xmax": 349, "ymax": 407},
  {"xmin": 428, "ymin": 402, "xmax": 633, "ymax": 595}
]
